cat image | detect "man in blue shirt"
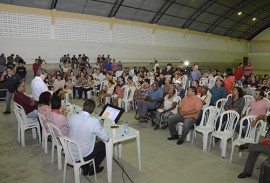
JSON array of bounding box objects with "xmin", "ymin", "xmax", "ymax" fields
[
  {"xmin": 0, "ymin": 66, "xmax": 21, "ymax": 114},
  {"xmin": 135, "ymin": 82, "xmax": 163, "ymax": 123},
  {"xmin": 190, "ymin": 63, "xmax": 202, "ymax": 84}
]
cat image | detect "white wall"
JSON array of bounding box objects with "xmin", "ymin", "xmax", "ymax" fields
[
  {"xmin": 252, "ymin": 27, "xmax": 270, "ymax": 40},
  {"xmin": 0, "ymin": 9, "xmax": 248, "ymax": 67},
  {"xmin": 249, "ymin": 27, "xmax": 270, "ymax": 74}
]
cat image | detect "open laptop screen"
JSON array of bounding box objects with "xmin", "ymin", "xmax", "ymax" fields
[{"xmin": 99, "ymin": 104, "xmax": 124, "ymax": 123}]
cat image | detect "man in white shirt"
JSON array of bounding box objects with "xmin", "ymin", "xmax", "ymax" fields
[
  {"xmin": 31, "ymin": 68, "xmax": 49, "ymax": 108},
  {"xmin": 68, "ymin": 99, "xmax": 109, "ymax": 176},
  {"xmin": 93, "ymin": 69, "xmax": 105, "ymax": 89}
]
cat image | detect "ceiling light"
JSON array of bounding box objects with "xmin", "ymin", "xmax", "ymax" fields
[
  {"xmin": 252, "ymin": 17, "xmax": 256, "ymax": 21},
  {"xmin": 237, "ymin": 12, "xmax": 242, "ymax": 16}
]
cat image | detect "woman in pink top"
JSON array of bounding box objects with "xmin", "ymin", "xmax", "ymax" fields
[
  {"xmin": 244, "ymin": 63, "xmax": 253, "ymax": 77},
  {"xmin": 46, "ymin": 95, "xmax": 68, "ymax": 136}
]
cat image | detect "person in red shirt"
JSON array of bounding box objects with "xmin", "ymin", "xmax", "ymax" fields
[
  {"xmin": 234, "ymin": 63, "xmax": 243, "ymax": 83},
  {"xmin": 13, "ymin": 81, "xmax": 38, "ymax": 119},
  {"xmin": 32, "ymin": 59, "xmax": 41, "ymax": 77},
  {"xmin": 224, "ymin": 68, "xmax": 235, "ymax": 94}
]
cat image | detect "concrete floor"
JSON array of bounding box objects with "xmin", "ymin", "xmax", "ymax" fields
[{"xmin": 0, "ymin": 66, "xmax": 263, "ymax": 183}]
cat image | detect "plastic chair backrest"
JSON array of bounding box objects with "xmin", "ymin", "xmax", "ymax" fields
[
  {"xmin": 253, "ymin": 120, "xmax": 265, "ymax": 143},
  {"xmin": 128, "ymin": 86, "xmax": 136, "ymax": 100},
  {"xmin": 199, "ymin": 106, "xmax": 219, "ymax": 127},
  {"xmin": 208, "ymin": 77, "xmax": 216, "ymax": 89},
  {"xmin": 181, "ymin": 75, "xmax": 188, "ymax": 90},
  {"xmin": 237, "ymin": 115, "xmax": 256, "ymax": 141},
  {"xmin": 215, "ymin": 98, "xmax": 227, "ymax": 114},
  {"xmin": 226, "ymin": 94, "xmax": 233, "ymax": 100},
  {"xmin": 100, "ymin": 80, "xmax": 106, "ymax": 91},
  {"xmin": 38, "ymin": 112, "xmax": 49, "ymax": 133},
  {"xmin": 121, "ymin": 85, "xmax": 130, "ymax": 100},
  {"xmin": 242, "ymin": 95, "xmax": 253, "ymax": 116},
  {"xmin": 174, "ymin": 96, "xmax": 181, "ymax": 104},
  {"xmin": 14, "ymin": 102, "xmax": 31, "ymax": 126},
  {"xmin": 47, "ymin": 122, "xmax": 63, "ymax": 146},
  {"xmin": 217, "ymin": 110, "xmax": 240, "ymax": 132},
  {"xmin": 59, "ymin": 136, "xmax": 85, "ymax": 165},
  {"xmin": 203, "ymin": 92, "xmax": 212, "ymax": 109},
  {"xmin": 199, "ymin": 77, "xmax": 208, "ymax": 86}
]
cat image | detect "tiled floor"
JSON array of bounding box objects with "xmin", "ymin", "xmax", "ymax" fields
[{"xmin": 0, "ymin": 66, "xmax": 263, "ymax": 183}]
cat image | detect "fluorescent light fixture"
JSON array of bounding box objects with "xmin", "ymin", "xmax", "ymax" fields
[
  {"xmin": 237, "ymin": 12, "xmax": 242, "ymax": 16},
  {"xmin": 184, "ymin": 61, "xmax": 189, "ymax": 66}
]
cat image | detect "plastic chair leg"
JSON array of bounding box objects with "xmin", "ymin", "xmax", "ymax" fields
[
  {"xmin": 202, "ymin": 133, "xmax": 209, "ymax": 151},
  {"xmin": 32, "ymin": 128, "xmax": 37, "ymax": 139},
  {"xmin": 17, "ymin": 124, "xmax": 21, "ymax": 143},
  {"xmin": 63, "ymin": 162, "xmax": 67, "ymax": 183},
  {"xmin": 51, "ymin": 142, "xmax": 55, "ymax": 164},
  {"xmin": 57, "ymin": 146, "xmax": 62, "ymax": 169},
  {"xmin": 221, "ymin": 140, "xmax": 227, "ymax": 158},
  {"xmin": 44, "ymin": 135, "xmax": 48, "ymax": 154},
  {"xmin": 21, "ymin": 128, "xmax": 25, "ymax": 147},
  {"xmin": 230, "ymin": 145, "xmax": 235, "ymax": 163},
  {"xmin": 74, "ymin": 166, "xmax": 80, "ymax": 183}
]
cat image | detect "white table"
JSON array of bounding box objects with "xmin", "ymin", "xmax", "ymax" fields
[{"xmin": 104, "ymin": 124, "xmax": 141, "ymax": 183}]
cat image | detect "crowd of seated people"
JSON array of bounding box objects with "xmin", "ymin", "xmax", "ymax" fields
[{"xmin": 7, "ymin": 53, "xmax": 270, "ymax": 182}]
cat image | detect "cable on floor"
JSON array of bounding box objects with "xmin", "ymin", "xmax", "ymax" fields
[{"xmin": 113, "ymin": 157, "xmax": 135, "ymax": 183}]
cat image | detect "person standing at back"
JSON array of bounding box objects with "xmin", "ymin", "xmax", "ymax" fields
[
  {"xmin": 190, "ymin": 63, "xmax": 202, "ymax": 84},
  {"xmin": 0, "ymin": 66, "xmax": 21, "ymax": 114},
  {"xmin": 31, "ymin": 68, "xmax": 49, "ymax": 109}
]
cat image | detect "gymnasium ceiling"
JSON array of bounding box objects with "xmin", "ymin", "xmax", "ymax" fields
[{"xmin": 1, "ymin": 0, "xmax": 270, "ymax": 40}]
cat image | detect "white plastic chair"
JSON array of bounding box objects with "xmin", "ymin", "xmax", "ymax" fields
[
  {"xmin": 226, "ymin": 93, "xmax": 233, "ymax": 100},
  {"xmin": 121, "ymin": 86, "xmax": 136, "ymax": 112},
  {"xmin": 199, "ymin": 77, "xmax": 208, "ymax": 86},
  {"xmin": 209, "ymin": 110, "xmax": 240, "ymax": 158},
  {"xmin": 47, "ymin": 122, "xmax": 63, "ymax": 170},
  {"xmin": 242, "ymin": 95, "xmax": 253, "ymax": 117},
  {"xmin": 229, "ymin": 115, "xmax": 264, "ymax": 162},
  {"xmin": 37, "ymin": 112, "xmax": 50, "ymax": 154},
  {"xmin": 13, "ymin": 102, "xmax": 41, "ymax": 147},
  {"xmin": 181, "ymin": 75, "xmax": 188, "ymax": 90},
  {"xmin": 59, "ymin": 136, "xmax": 96, "ymax": 183},
  {"xmin": 215, "ymin": 98, "xmax": 227, "ymax": 115},
  {"xmin": 208, "ymin": 77, "xmax": 216, "ymax": 89},
  {"xmin": 94, "ymin": 80, "xmax": 106, "ymax": 96},
  {"xmin": 202, "ymin": 92, "xmax": 212, "ymax": 110},
  {"xmin": 192, "ymin": 106, "xmax": 219, "ymax": 151}
]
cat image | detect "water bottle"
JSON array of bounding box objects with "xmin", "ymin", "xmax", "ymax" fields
[
  {"xmin": 73, "ymin": 106, "xmax": 76, "ymax": 114},
  {"xmin": 124, "ymin": 121, "xmax": 129, "ymax": 134}
]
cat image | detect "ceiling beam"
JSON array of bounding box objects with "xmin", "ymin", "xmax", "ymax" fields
[
  {"xmin": 224, "ymin": 2, "xmax": 270, "ymax": 37},
  {"xmin": 246, "ymin": 22, "xmax": 270, "ymax": 40},
  {"xmin": 108, "ymin": 0, "xmax": 124, "ymax": 17},
  {"xmin": 82, "ymin": 0, "xmax": 89, "ymax": 14},
  {"xmin": 150, "ymin": 0, "xmax": 176, "ymax": 24},
  {"xmin": 182, "ymin": 0, "xmax": 218, "ymax": 29},
  {"xmin": 50, "ymin": 0, "xmax": 58, "ymax": 10},
  {"xmin": 206, "ymin": 0, "xmax": 251, "ymax": 33},
  {"xmin": 240, "ymin": 15, "xmax": 270, "ymax": 40}
]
